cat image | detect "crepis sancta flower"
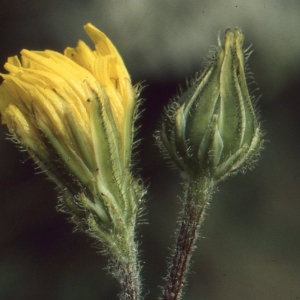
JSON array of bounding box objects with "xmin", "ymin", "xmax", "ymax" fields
[
  {"xmin": 0, "ymin": 24, "xmax": 143, "ymax": 245},
  {"xmin": 158, "ymin": 28, "xmax": 263, "ymax": 181}
]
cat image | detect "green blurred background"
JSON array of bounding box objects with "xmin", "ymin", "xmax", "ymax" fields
[{"xmin": 0, "ymin": 0, "xmax": 300, "ymax": 299}]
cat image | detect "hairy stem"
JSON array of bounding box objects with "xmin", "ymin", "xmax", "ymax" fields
[
  {"xmin": 162, "ymin": 176, "xmax": 214, "ymax": 300},
  {"xmin": 118, "ymin": 249, "xmax": 141, "ymax": 300},
  {"xmin": 108, "ymin": 228, "xmax": 142, "ymax": 300},
  {"xmin": 117, "ymin": 259, "xmax": 141, "ymax": 300}
]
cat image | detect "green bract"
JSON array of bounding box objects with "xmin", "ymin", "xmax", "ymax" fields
[{"xmin": 159, "ymin": 28, "xmax": 263, "ymax": 181}]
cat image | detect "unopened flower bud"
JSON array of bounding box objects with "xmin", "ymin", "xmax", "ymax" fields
[{"xmin": 158, "ymin": 28, "xmax": 263, "ymax": 181}]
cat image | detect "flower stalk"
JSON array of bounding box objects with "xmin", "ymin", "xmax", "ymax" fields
[{"xmin": 163, "ymin": 177, "xmax": 214, "ymax": 300}]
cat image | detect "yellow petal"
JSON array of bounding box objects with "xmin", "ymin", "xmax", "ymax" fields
[
  {"xmin": 64, "ymin": 40, "xmax": 96, "ymax": 74},
  {"xmin": 7, "ymin": 56, "xmax": 22, "ymax": 68}
]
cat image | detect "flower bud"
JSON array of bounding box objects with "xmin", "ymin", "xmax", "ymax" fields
[{"xmin": 158, "ymin": 28, "xmax": 263, "ymax": 181}]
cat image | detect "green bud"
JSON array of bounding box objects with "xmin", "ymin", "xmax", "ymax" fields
[{"xmin": 158, "ymin": 28, "xmax": 263, "ymax": 181}]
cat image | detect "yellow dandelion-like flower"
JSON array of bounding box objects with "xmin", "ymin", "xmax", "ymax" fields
[
  {"xmin": 0, "ymin": 23, "xmax": 144, "ymax": 300},
  {"xmin": 0, "ymin": 23, "xmax": 143, "ymax": 245}
]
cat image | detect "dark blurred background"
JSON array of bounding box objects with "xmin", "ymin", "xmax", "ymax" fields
[{"xmin": 1, "ymin": 0, "xmax": 300, "ymax": 299}]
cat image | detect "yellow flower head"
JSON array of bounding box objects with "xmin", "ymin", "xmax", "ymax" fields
[
  {"xmin": 0, "ymin": 24, "xmax": 138, "ymax": 199},
  {"xmin": 0, "ymin": 24, "xmax": 144, "ymax": 269}
]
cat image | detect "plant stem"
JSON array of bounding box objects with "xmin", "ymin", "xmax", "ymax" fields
[
  {"xmin": 118, "ymin": 248, "xmax": 141, "ymax": 300},
  {"xmin": 162, "ymin": 176, "xmax": 214, "ymax": 300},
  {"xmin": 109, "ymin": 228, "xmax": 142, "ymax": 300},
  {"xmin": 118, "ymin": 259, "xmax": 141, "ymax": 300}
]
